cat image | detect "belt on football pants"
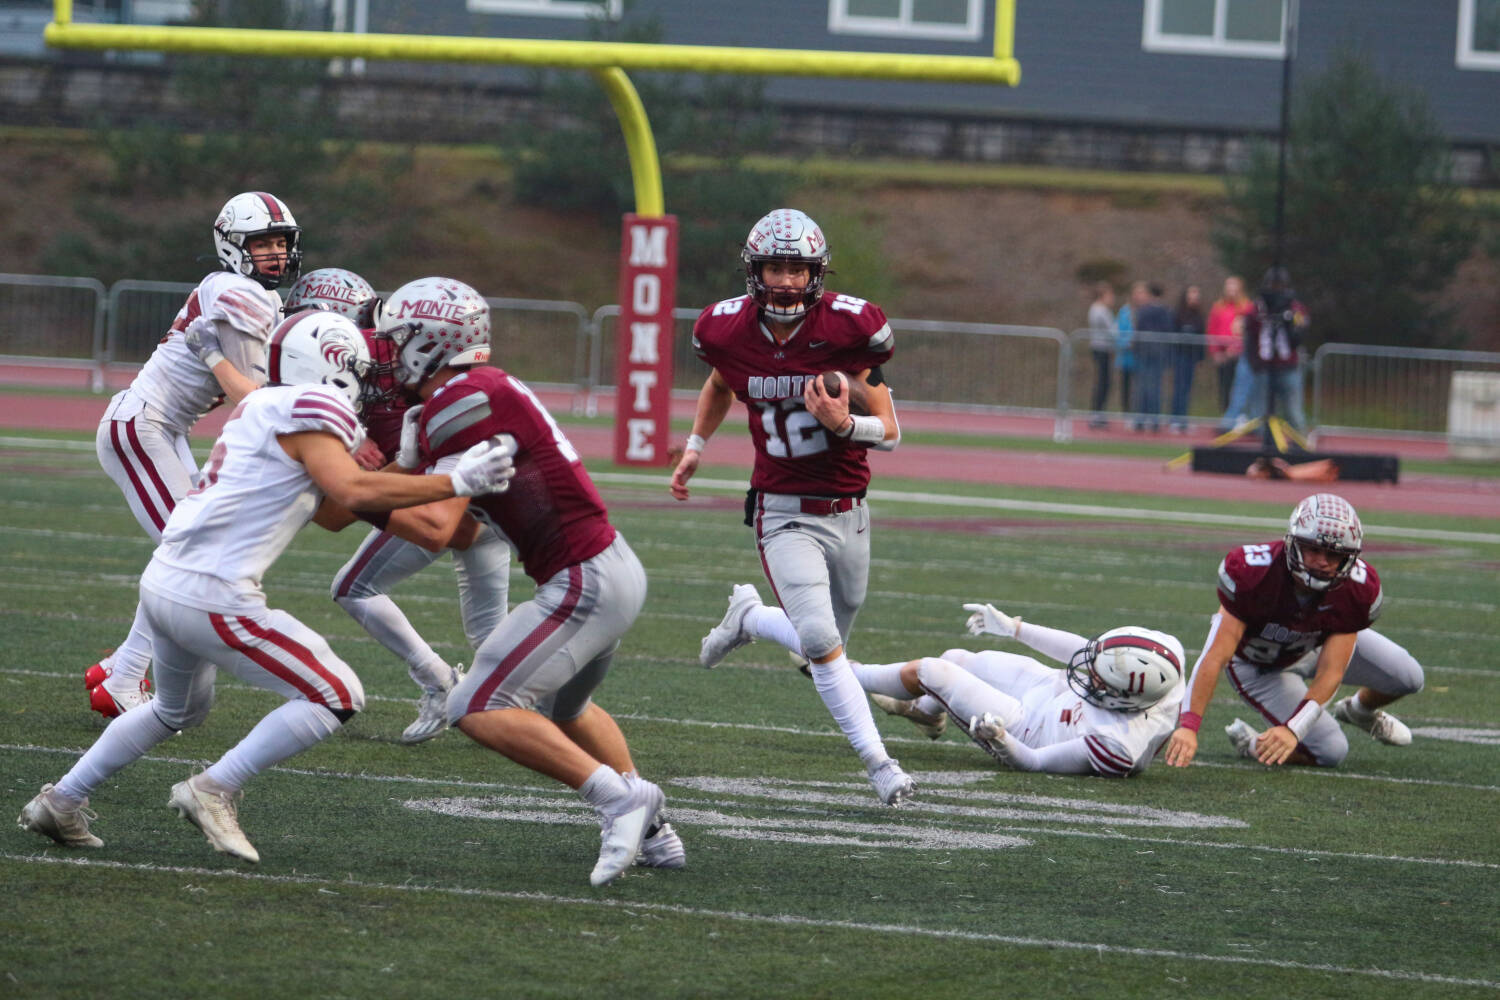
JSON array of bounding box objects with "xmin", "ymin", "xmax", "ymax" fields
[{"xmin": 755, "ymin": 492, "xmax": 866, "ymax": 516}]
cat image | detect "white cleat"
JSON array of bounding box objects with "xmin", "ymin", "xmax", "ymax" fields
[
  {"xmin": 1225, "ymin": 718, "xmax": 1260, "ymax": 760},
  {"xmin": 168, "ymin": 775, "xmax": 260, "ymax": 864},
  {"xmin": 1331, "ymin": 696, "xmax": 1413, "ymax": 746},
  {"xmin": 870, "ymin": 693, "xmax": 947, "ymax": 740},
  {"xmin": 698, "ymin": 584, "xmax": 762, "ymax": 669},
  {"xmin": 18, "ymin": 784, "xmax": 103, "ymax": 848},
  {"xmin": 867, "ymin": 758, "xmax": 915, "ymax": 807},
  {"xmin": 591, "ymin": 778, "xmax": 665, "ymax": 887},
  {"xmin": 637, "ymin": 822, "xmax": 687, "ymax": 870}
]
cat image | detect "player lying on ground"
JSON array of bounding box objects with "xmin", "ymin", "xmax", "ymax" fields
[
  {"xmin": 284, "ymin": 268, "xmax": 512, "ymax": 745},
  {"xmin": 1165, "ymin": 493, "xmax": 1422, "ymax": 769},
  {"xmin": 21, "ymin": 310, "xmax": 517, "ymax": 863},
  {"xmin": 701, "ymin": 585, "xmax": 1185, "ymax": 777}
]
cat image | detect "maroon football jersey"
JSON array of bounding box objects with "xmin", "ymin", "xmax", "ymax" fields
[
  {"xmin": 360, "ymin": 331, "xmax": 409, "ymax": 456},
  {"xmin": 692, "ymin": 292, "xmax": 895, "ymax": 496},
  {"xmin": 417, "ymin": 366, "xmax": 616, "ymax": 585},
  {"xmin": 1216, "ymin": 540, "xmax": 1383, "ymax": 670}
]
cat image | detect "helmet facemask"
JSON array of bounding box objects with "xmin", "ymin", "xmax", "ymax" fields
[
  {"xmin": 1066, "ymin": 628, "xmax": 1183, "ymax": 713},
  {"xmin": 1284, "ymin": 494, "xmax": 1363, "ymax": 592},
  {"xmin": 741, "ymin": 209, "xmax": 831, "ymax": 324}
]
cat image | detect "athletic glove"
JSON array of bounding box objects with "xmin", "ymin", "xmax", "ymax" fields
[
  {"xmin": 450, "ymin": 434, "xmax": 517, "ymax": 498},
  {"xmin": 396, "ymin": 405, "xmax": 424, "ymax": 469},
  {"xmin": 962, "ymin": 602, "xmax": 1020, "ymax": 639},
  {"xmin": 967, "ymin": 713, "xmax": 1014, "ymax": 765},
  {"xmin": 183, "ymin": 316, "xmax": 226, "ymax": 369}
]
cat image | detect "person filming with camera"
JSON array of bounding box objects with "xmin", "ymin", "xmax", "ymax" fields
[{"xmin": 1243, "ymin": 267, "xmax": 1310, "ymax": 448}]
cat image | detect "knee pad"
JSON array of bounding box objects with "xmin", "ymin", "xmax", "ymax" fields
[
  {"xmin": 797, "ymin": 622, "xmax": 842, "ymax": 662},
  {"xmin": 1309, "ymin": 727, "xmax": 1349, "ymax": 768},
  {"xmin": 940, "ymin": 648, "xmax": 975, "ymax": 668},
  {"xmin": 153, "ymin": 698, "xmax": 211, "ymax": 732},
  {"xmin": 916, "ymin": 656, "xmax": 957, "ymax": 692}
]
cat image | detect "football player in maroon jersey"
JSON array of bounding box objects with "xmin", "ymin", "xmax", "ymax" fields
[
  {"xmin": 1166, "ymin": 494, "xmax": 1422, "ymax": 768},
  {"xmin": 671, "ymin": 209, "xmax": 914, "ymax": 806},
  {"xmin": 369, "ymin": 277, "xmax": 681, "ymax": 887}
]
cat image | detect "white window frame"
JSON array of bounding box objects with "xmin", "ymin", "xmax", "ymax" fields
[
  {"xmin": 828, "ymin": 0, "xmax": 985, "ymax": 42},
  {"xmin": 466, "ymin": 0, "xmax": 622, "ymax": 19},
  {"xmin": 1457, "ymin": 0, "xmax": 1500, "ymax": 70},
  {"xmin": 1141, "ymin": 0, "xmax": 1287, "ymax": 60}
]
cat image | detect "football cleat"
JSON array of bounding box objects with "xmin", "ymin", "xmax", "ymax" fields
[
  {"xmin": 867, "ymin": 758, "xmax": 915, "ymax": 807},
  {"xmin": 637, "ymin": 822, "xmax": 687, "ymax": 870},
  {"xmin": 402, "ymin": 666, "xmax": 461, "ymax": 745},
  {"xmin": 18, "ymin": 784, "xmax": 103, "ymax": 848},
  {"xmin": 698, "ymin": 584, "xmax": 762, "ymax": 669},
  {"xmin": 1331, "ymin": 696, "xmax": 1412, "ymax": 747},
  {"xmin": 169, "ymin": 775, "xmax": 260, "ymax": 863},
  {"xmin": 1225, "ymin": 718, "xmax": 1260, "ymax": 760},
  {"xmin": 85, "ymin": 661, "xmax": 152, "ymax": 720},
  {"xmin": 591, "ymin": 778, "xmax": 664, "ymax": 887},
  {"xmin": 870, "ymin": 693, "xmax": 947, "ymax": 740}
]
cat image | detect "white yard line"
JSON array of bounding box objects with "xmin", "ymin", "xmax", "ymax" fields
[{"xmin": 2, "ymin": 851, "xmax": 1496, "ymax": 991}]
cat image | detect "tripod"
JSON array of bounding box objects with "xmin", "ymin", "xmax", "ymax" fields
[{"xmin": 1165, "ymin": 412, "xmax": 1311, "ymax": 471}]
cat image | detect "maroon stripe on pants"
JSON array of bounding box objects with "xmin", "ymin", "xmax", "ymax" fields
[
  {"xmin": 110, "ymin": 419, "xmax": 171, "ymax": 534},
  {"xmin": 334, "ymin": 531, "xmax": 398, "ymax": 599},
  {"xmin": 211, "ymin": 614, "xmax": 353, "ymax": 711},
  {"xmin": 467, "ymin": 565, "xmax": 583, "ymax": 716},
  {"xmin": 753, "ymin": 494, "xmax": 786, "ymax": 610}
]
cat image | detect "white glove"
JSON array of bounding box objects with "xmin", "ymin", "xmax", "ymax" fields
[
  {"xmin": 396, "ymin": 405, "xmax": 424, "ymax": 469},
  {"xmin": 968, "ymin": 713, "xmax": 1014, "ymax": 764},
  {"xmin": 962, "ymin": 602, "xmax": 1020, "ymax": 639},
  {"xmin": 183, "ymin": 316, "xmax": 226, "ymax": 369},
  {"xmin": 449, "ymin": 434, "xmax": 517, "ymax": 498}
]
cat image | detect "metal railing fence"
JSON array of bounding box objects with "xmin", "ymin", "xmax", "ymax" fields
[{"xmin": 3, "ymin": 271, "xmax": 1499, "ymax": 445}]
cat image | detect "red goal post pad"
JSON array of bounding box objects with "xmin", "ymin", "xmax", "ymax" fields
[{"xmin": 613, "ymin": 214, "xmax": 679, "ymax": 466}]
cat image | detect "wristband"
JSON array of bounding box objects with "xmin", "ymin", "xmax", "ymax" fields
[
  {"xmin": 685, "ymin": 433, "xmax": 707, "ymax": 454},
  {"xmin": 1178, "ymin": 711, "xmax": 1202, "ymax": 733},
  {"xmin": 202, "ymin": 349, "xmax": 227, "ymax": 370},
  {"xmin": 843, "ymin": 414, "xmax": 885, "ymax": 445},
  {"xmin": 1284, "ymin": 699, "xmax": 1322, "ymax": 740}
]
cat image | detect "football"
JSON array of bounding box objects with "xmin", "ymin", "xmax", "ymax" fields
[
  {"xmin": 817, "ymin": 371, "xmax": 870, "ymax": 415},
  {"xmin": 818, "ymin": 371, "xmax": 844, "ymax": 399}
]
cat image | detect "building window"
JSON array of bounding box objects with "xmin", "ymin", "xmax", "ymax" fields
[
  {"xmin": 466, "ymin": 0, "xmax": 622, "ymax": 19},
  {"xmin": 828, "ymin": 0, "xmax": 985, "ymax": 42},
  {"xmin": 1142, "ymin": 0, "xmax": 1287, "ymax": 59},
  {"xmin": 1458, "ymin": 0, "xmax": 1500, "ymax": 69}
]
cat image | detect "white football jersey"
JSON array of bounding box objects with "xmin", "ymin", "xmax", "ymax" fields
[
  {"xmin": 124, "ymin": 271, "xmax": 280, "ymax": 434},
  {"xmin": 1013, "ymin": 669, "xmax": 1184, "ymax": 777},
  {"xmin": 140, "ymin": 385, "xmax": 364, "ymax": 614}
]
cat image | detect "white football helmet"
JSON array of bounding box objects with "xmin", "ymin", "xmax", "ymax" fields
[
  {"xmin": 284, "ymin": 268, "xmax": 380, "ymax": 327},
  {"xmin": 265, "ymin": 309, "xmax": 372, "ymax": 409},
  {"xmin": 1067, "ymin": 627, "xmax": 1184, "ymax": 712},
  {"xmin": 742, "ymin": 208, "xmax": 830, "ymax": 323},
  {"xmin": 214, "ymin": 191, "xmax": 303, "ymax": 290},
  {"xmin": 1285, "ymin": 493, "xmax": 1363, "ymax": 591},
  {"xmin": 377, "ymin": 276, "xmax": 492, "ymax": 389}
]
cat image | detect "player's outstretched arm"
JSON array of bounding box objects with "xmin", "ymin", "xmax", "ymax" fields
[
  {"xmin": 184, "ymin": 316, "xmax": 263, "ymax": 405},
  {"xmin": 286, "ymin": 432, "xmax": 513, "ymax": 518},
  {"xmin": 1165, "ymin": 607, "xmax": 1246, "ymax": 768},
  {"xmin": 671, "ymin": 370, "xmax": 734, "ymax": 501}
]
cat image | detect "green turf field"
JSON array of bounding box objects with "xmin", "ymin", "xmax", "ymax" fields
[{"xmin": 3, "ymin": 433, "xmax": 1497, "ymax": 999}]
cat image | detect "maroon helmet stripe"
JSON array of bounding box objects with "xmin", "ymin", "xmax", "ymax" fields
[
  {"xmin": 1099, "ymin": 635, "xmax": 1182, "ymax": 675},
  {"xmin": 254, "ymin": 192, "xmax": 285, "ymax": 222}
]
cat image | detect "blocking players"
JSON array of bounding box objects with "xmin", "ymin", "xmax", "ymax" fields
[
  {"xmin": 671, "ymin": 208, "xmax": 913, "ymax": 806},
  {"xmin": 86, "ymin": 192, "xmax": 302, "ymax": 718},
  {"xmin": 283, "ymin": 268, "xmax": 512, "ymax": 744},
  {"xmin": 20, "ymin": 310, "xmax": 517, "ymax": 862},
  {"xmin": 369, "ymin": 277, "xmax": 679, "ymax": 886},
  {"xmin": 1165, "ymin": 493, "xmax": 1422, "ymax": 769}
]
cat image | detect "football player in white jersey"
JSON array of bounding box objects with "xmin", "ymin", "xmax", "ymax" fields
[
  {"xmin": 20, "ymin": 310, "xmax": 518, "ymax": 862},
  {"xmin": 86, "ymin": 192, "xmax": 303, "ymax": 718},
  {"xmin": 702, "ymin": 586, "xmax": 1184, "ymax": 777},
  {"xmin": 283, "ymin": 269, "xmax": 513, "ymax": 745}
]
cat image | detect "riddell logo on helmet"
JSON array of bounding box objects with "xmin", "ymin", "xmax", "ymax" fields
[{"xmin": 389, "ymin": 298, "xmax": 472, "ymax": 322}]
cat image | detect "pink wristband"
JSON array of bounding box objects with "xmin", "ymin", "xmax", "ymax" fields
[{"xmin": 1178, "ymin": 711, "xmax": 1202, "ymax": 733}]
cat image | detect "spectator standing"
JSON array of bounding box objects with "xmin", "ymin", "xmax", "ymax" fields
[
  {"xmin": 1086, "ymin": 283, "xmax": 1116, "ymax": 428},
  {"xmin": 1243, "ymin": 267, "xmax": 1310, "ymax": 448},
  {"xmin": 1207, "ymin": 275, "xmax": 1253, "ymax": 418},
  {"xmin": 1169, "ymin": 285, "xmax": 1206, "ymax": 434},
  {"xmin": 1130, "ymin": 283, "xmax": 1174, "ymax": 433},
  {"xmin": 1115, "ymin": 281, "xmax": 1147, "ymax": 425}
]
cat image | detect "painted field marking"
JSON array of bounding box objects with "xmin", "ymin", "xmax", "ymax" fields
[{"xmin": 3, "ymin": 851, "xmax": 1497, "ymax": 991}]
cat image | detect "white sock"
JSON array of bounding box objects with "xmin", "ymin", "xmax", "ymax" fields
[
  {"xmin": 850, "ymin": 660, "xmax": 913, "ymax": 699},
  {"xmin": 106, "ymin": 604, "xmax": 154, "ymax": 688},
  {"xmin": 810, "ymin": 654, "xmax": 889, "ymax": 770},
  {"xmin": 578, "ymin": 764, "xmax": 630, "ymax": 812},
  {"xmin": 337, "ymin": 593, "xmax": 446, "ymax": 684},
  {"xmin": 1344, "ymin": 692, "xmax": 1377, "ymax": 722},
  {"xmin": 913, "ymin": 694, "xmax": 944, "ymax": 717},
  {"xmin": 744, "ymin": 605, "xmax": 803, "ymax": 656},
  {"xmin": 55, "ymin": 702, "xmax": 177, "ymax": 801},
  {"xmin": 203, "ymin": 700, "xmax": 342, "ymax": 792}
]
